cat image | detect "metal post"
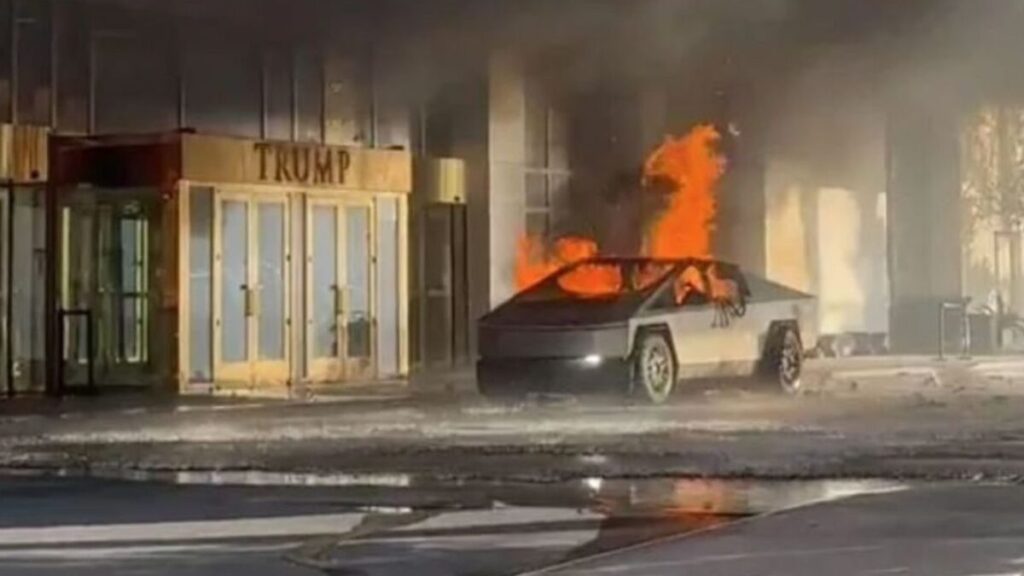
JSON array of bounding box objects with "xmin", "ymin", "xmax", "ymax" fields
[
  {"xmin": 85, "ymin": 308, "xmax": 94, "ymax": 393},
  {"xmin": 938, "ymin": 302, "xmax": 948, "ymax": 360},
  {"xmin": 55, "ymin": 308, "xmax": 63, "ymax": 394},
  {"xmin": 962, "ymin": 304, "xmax": 972, "ymax": 358}
]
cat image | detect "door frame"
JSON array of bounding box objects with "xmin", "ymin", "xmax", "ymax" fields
[
  {"xmin": 212, "ymin": 187, "xmax": 292, "ymax": 389},
  {"xmin": 304, "ymin": 192, "xmax": 377, "ymax": 384}
]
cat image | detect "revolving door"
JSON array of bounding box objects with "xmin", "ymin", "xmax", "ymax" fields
[{"xmin": 58, "ymin": 188, "xmax": 172, "ymax": 390}]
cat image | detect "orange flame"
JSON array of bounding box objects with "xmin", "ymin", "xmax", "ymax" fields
[
  {"xmin": 557, "ymin": 263, "xmax": 623, "ymax": 298},
  {"xmin": 513, "ymin": 124, "xmax": 726, "ymax": 299},
  {"xmin": 515, "ymin": 235, "xmax": 599, "ymax": 290},
  {"xmin": 642, "ymin": 124, "xmax": 725, "ymax": 260}
]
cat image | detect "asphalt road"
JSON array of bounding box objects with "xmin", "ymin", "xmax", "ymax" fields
[
  {"xmin": 539, "ymin": 484, "xmax": 1024, "ymax": 576},
  {"xmin": 0, "ymin": 474, "xmax": 656, "ymax": 576},
  {"xmin": 0, "ymin": 474, "xmax": 348, "ymax": 575},
  {"xmin": 0, "ymin": 474, "xmax": 906, "ymax": 576}
]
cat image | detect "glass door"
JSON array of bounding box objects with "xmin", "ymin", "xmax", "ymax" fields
[
  {"xmin": 214, "ymin": 191, "xmax": 290, "ymax": 388},
  {"xmin": 59, "ymin": 190, "xmax": 163, "ymax": 390},
  {"xmin": 306, "ymin": 198, "xmax": 374, "ymax": 382}
]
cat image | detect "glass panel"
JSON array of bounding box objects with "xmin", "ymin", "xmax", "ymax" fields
[
  {"xmin": 345, "ymin": 206, "xmax": 371, "ymax": 359},
  {"xmin": 257, "ymin": 202, "xmax": 285, "ymax": 360},
  {"xmin": 525, "ymin": 171, "xmax": 548, "ymax": 209},
  {"xmin": 221, "ymin": 200, "xmax": 248, "ymax": 363},
  {"xmin": 189, "ymin": 187, "xmax": 213, "ymax": 380},
  {"xmin": 376, "ymin": 198, "xmax": 399, "ymax": 376},
  {"xmin": 11, "ymin": 187, "xmax": 44, "ymax": 392},
  {"xmin": 95, "ymin": 206, "xmax": 114, "ymax": 366},
  {"xmin": 120, "ymin": 219, "xmax": 139, "ymax": 292},
  {"xmin": 121, "ymin": 297, "xmax": 139, "ymax": 362},
  {"xmin": 64, "ymin": 205, "xmax": 93, "ymax": 363},
  {"xmin": 312, "ymin": 205, "xmax": 338, "ymax": 359},
  {"xmin": 118, "ymin": 218, "xmax": 148, "ymax": 363}
]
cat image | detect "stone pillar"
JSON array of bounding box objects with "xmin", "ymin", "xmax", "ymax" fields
[
  {"xmin": 887, "ymin": 108, "xmax": 963, "ymax": 353},
  {"xmin": 486, "ymin": 52, "xmax": 528, "ymax": 307}
]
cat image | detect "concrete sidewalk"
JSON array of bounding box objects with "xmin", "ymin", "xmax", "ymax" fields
[
  {"xmin": 0, "ymin": 368, "xmax": 477, "ymax": 420},
  {"xmin": 806, "ymin": 354, "xmax": 1024, "ymax": 395},
  {"xmin": 3, "ymin": 355, "xmax": 1022, "ymax": 417}
]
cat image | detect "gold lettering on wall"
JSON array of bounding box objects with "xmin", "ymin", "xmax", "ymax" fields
[{"xmin": 254, "ymin": 142, "xmax": 352, "ymax": 186}]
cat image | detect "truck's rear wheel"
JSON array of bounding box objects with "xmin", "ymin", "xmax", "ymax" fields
[
  {"xmin": 766, "ymin": 327, "xmax": 803, "ymax": 394},
  {"xmin": 633, "ymin": 332, "xmax": 676, "ymax": 404}
]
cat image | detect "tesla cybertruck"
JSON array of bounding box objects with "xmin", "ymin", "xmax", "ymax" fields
[{"xmin": 477, "ymin": 258, "xmax": 816, "ymax": 404}]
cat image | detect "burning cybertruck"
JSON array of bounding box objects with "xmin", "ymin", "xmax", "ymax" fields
[{"xmin": 478, "ymin": 258, "xmax": 816, "ymax": 404}]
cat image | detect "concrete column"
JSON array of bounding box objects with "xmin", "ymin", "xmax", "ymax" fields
[
  {"xmin": 887, "ymin": 108, "xmax": 963, "ymax": 352},
  {"xmin": 486, "ymin": 51, "xmax": 527, "ymax": 307},
  {"xmin": 761, "ymin": 56, "xmax": 890, "ymax": 342}
]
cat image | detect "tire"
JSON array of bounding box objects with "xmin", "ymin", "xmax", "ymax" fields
[
  {"xmin": 764, "ymin": 326, "xmax": 803, "ymax": 394},
  {"xmin": 633, "ymin": 331, "xmax": 677, "ymax": 405}
]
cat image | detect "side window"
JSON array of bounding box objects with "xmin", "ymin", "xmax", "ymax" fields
[
  {"xmin": 649, "ymin": 266, "xmax": 710, "ymax": 311},
  {"xmin": 707, "ymin": 264, "xmax": 746, "ymax": 306},
  {"xmin": 648, "ymin": 263, "xmax": 748, "ymax": 311}
]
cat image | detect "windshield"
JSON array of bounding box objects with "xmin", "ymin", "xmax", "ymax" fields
[{"xmin": 516, "ymin": 260, "xmax": 677, "ymax": 301}]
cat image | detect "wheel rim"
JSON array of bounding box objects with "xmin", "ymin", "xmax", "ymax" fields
[
  {"xmin": 779, "ymin": 335, "xmax": 802, "ymax": 391},
  {"xmin": 644, "ymin": 342, "xmax": 673, "ymax": 397}
]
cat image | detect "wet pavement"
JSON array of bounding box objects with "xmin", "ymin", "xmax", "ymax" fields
[
  {"xmin": 0, "ymin": 472, "xmax": 903, "ymax": 575},
  {"xmin": 8, "ymin": 357, "xmax": 1024, "ymax": 485},
  {"xmin": 9, "ymin": 389, "xmax": 1024, "ymax": 484},
  {"xmin": 538, "ymin": 483, "xmax": 1024, "ymax": 576}
]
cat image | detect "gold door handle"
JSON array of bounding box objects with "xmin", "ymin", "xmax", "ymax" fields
[
  {"xmin": 333, "ymin": 285, "xmax": 349, "ymax": 318},
  {"xmin": 244, "ymin": 285, "xmax": 262, "ymax": 317}
]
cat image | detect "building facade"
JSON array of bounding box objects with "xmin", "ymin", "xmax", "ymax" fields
[{"xmin": 4, "ymin": 0, "xmax": 1024, "ymax": 397}]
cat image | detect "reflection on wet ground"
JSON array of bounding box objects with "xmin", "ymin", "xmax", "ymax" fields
[
  {"xmin": 301, "ymin": 477, "xmax": 904, "ymax": 576},
  {"xmin": 5, "ymin": 469, "xmax": 902, "ymax": 575}
]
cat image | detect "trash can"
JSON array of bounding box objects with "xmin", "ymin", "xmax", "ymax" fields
[{"xmin": 969, "ymin": 313, "xmax": 997, "ymax": 354}]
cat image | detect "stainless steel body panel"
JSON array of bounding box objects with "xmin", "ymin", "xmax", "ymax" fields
[{"xmin": 630, "ymin": 296, "xmax": 817, "ymax": 379}]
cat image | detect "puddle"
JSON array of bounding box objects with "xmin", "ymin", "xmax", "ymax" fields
[
  {"xmin": 107, "ymin": 470, "xmax": 415, "ymax": 488},
  {"xmin": 2, "ymin": 468, "xmax": 908, "ymax": 576},
  {"xmin": 584, "ymin": 477, "xmax": 905, "ymax": 517},
  {"xmin": 6, "ymin": 466, "xmax": 904, "ymax": 517}
]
